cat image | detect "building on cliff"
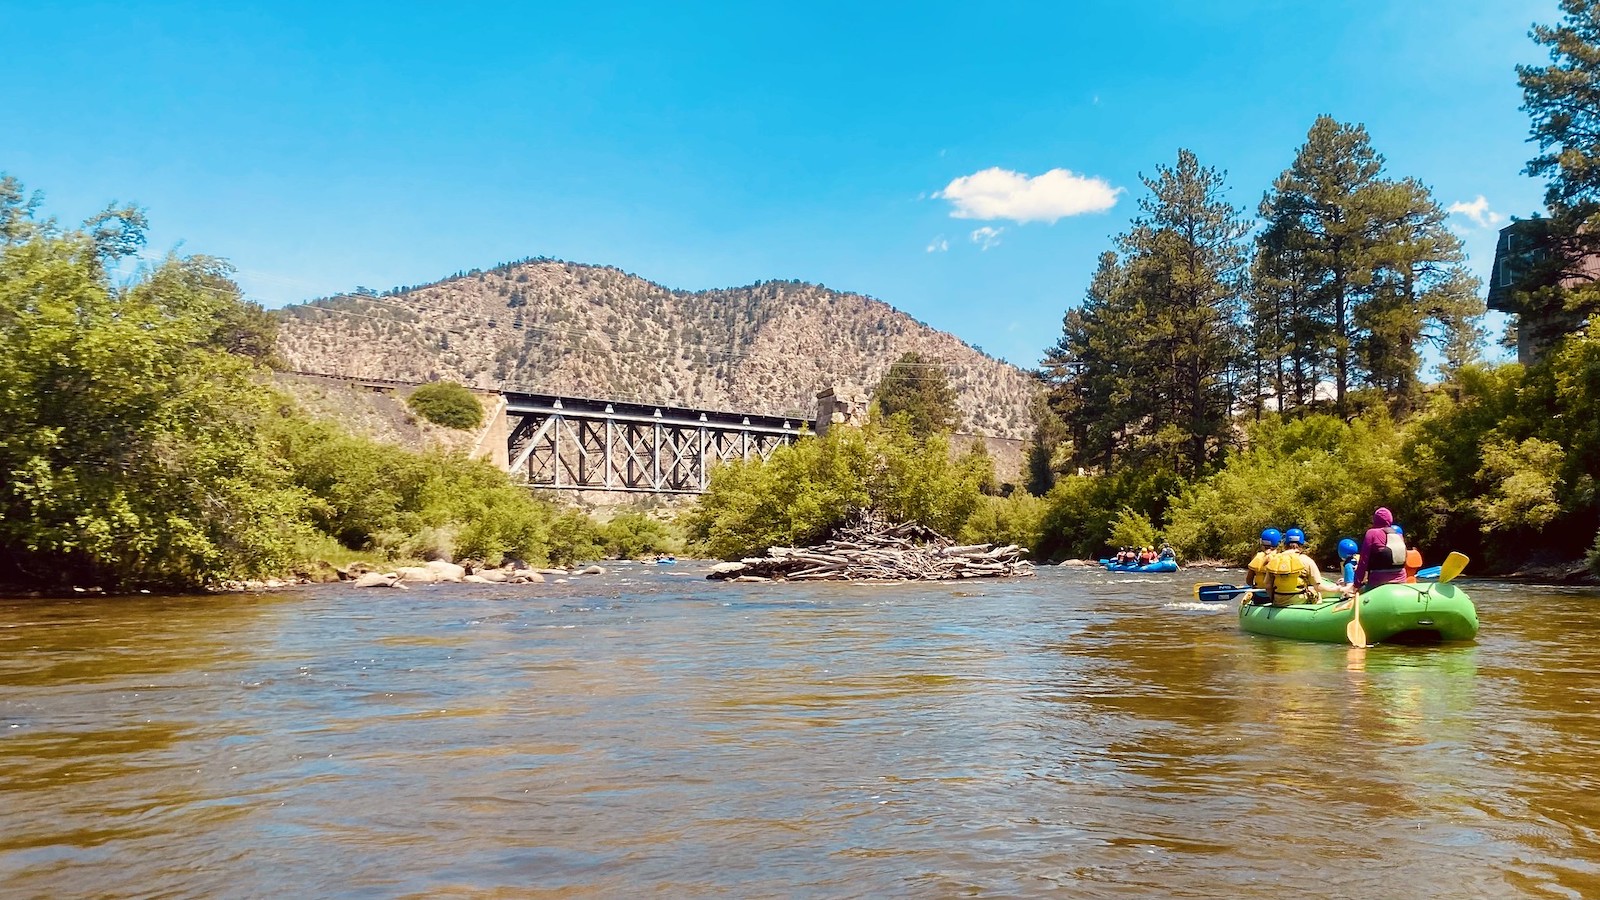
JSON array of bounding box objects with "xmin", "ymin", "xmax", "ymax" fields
[{"xmin": 1487, "ymin": 218, "xmax": 1595, "ymax": 365}]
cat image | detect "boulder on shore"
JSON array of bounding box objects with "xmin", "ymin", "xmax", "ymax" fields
[{"xmin": 352, "ymin": 572, "xmax": 405, "ymax": 589}]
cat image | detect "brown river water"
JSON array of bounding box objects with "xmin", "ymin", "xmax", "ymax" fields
[{"xmin": 2, "ymin": 564, "xmax": 1600, "ymax": 899}]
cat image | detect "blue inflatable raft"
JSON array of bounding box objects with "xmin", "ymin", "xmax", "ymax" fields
[{"xmin": 1100, "ymin": 558, "xmax": 1179, "ymax": 573}]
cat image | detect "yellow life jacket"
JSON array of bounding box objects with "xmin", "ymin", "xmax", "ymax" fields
[
  {"xmin": 1267, "ymin": 548, "xmax": 1310, "ymax": 603},
  {"xmin": 1246, "ymin": 549, "xmax": 1275, "ymax": 587}
]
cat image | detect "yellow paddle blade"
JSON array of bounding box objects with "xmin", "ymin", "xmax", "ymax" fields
[
  {"xmin": 1346, "ymin": 596, "xmax": 1369, "ymax": 648},
  {"xmin": 1438, "ymin": 551, "xmax": 1470, "ymax": 584}
]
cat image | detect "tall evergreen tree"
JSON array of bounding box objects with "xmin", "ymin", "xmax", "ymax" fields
[
  {"xmin": 1040, "ymin": 251, "xmax": 1133, "ymax": 471},
  {"xmin": 874, "ymin": 350, "xmax": 959, "ymax": 435},
  {"xmin": 1117, "ymin": 150, "xmax": 1250, "ymax": 475},
  {"xmin": 1041, "ymin": 150, "xmax": 1249, "ymax": 479},
  {"xmin": 1518, "ymin": 0, "xmax": 1600, "ymax": 321},
  {"xmin": 1258, "ymin": 116, "xmax": 1387, "ymax": 413},
  {"xmin": 1258, "ymin": 117, "xmax": 1479, "ymax": 414},
  {"xmin": 1359, "ymin": 178, "xmax": 1483, "ymax": 411}
]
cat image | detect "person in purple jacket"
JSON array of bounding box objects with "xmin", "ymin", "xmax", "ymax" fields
[{"xmin": 1352, "ymin": 506, "xmax": 1409, "ymax": 593}]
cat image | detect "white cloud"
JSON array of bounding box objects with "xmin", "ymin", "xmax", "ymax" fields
[
  {"xmin": 926, "ymin": 236, "xmax": 949, "ymax": 253},
  {"xmin": 936, "ymin": 167, "xmax": 1122, "ymax": 223},
  {"xmin": 971, "ymin": 226, "xmax": 1004, "ymax": 250},
  {"xmin": 1447, "ymin": 195, "xmax": 1503, "ymax": 229}
]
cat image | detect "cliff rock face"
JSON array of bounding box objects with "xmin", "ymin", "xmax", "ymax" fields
[{"xmin": 275, "ymin": 259, "xmax": 1038, "ymax": 439}]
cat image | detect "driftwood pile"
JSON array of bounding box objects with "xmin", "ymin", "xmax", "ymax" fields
[{"xmin": 707, "ymin": 518, "xmax": 1034, "ymax": 582}]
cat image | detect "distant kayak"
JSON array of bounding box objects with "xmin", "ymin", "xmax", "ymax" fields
[
  {"xmin": 1238, "ymin": 581, "xmax": 1477, "ymax": 644},
  {"xmin": 655, "ymin": 556, "xmax": 677, "ymax": 566},
  {"xmin": 1100, "ymin": 559, "xmax": 1178, "ymax": 574}
]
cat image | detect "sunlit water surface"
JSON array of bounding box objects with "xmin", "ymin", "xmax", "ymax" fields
[{"xmin": 3, "ymin": 565, "xmax": 1600, "ymax": 898}]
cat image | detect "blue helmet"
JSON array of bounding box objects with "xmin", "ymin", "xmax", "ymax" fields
[
  {"xmin": 1338, "ymin": 538, "xmax": 1359, "ymax": 559},
  {"xmin": 1392, "ymin": 523, "xmax": 1404, "ymax": 535},
  {"xmin": 1285, "ymin": 527, "xmax": 1306, "ymax": 545},
  {"xmin": 1260, "ymin": 527, "xmax": 1282, "ymax": 546}
]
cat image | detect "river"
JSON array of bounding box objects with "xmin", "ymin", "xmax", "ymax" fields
[{"xmin": 2, "ymin": 565, "xmax": 1598, "ymax": 898}]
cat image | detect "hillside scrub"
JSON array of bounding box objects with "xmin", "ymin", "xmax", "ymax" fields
[
  {"xmin": 277, "ymin": 263, "xmax": 1040, "ymax": 440},
  {"xmin": 406, "ymin": 380, "xmax": 484, "ymax": 430}
]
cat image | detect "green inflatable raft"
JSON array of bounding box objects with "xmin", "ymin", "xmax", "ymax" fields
[{"xmin": 1238, "ymin": 581, "xmax": 1478, "ymax": 644}]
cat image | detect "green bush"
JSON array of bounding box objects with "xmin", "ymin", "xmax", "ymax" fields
[
  {"xmin": 958, "ymin": 493, "xmax": 1048, "ymax": 552},
  {"xmin": 684, "ymin": 421, "xmax": 989, "ymax": 560},
  {"xmin": 264, "ymin": 409, "xmax": 562, "ymax": 566},
  {"xmin": 407, "ymin": 381, "xmax": 484, "ymax": 430},
  {"xmin": 1164, "ymin": 414, "xmax": 1404, "ymax": 563},
  {"xmin": 600, "ymin": 512, "xmax": 679, "ymax": 559},
  {"xmin": 0, "ymin": 200, "xmax": 314, "ymax": 589},
  {"xmin": 1108, "ymin": 507, "xmax": 1159, "ymax": 549},
  {"xmin": 546, "ymin": 508, "xmax": 603, "ymax": 565},
  {"xmin": 1032, "ymin": 465, "xmax": 1182, "ymax": 561}
]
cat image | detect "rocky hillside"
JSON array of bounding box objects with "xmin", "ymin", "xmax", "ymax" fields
[{"xmin": 275, "ymin": 259, "xmax": 1038, "ymax": 439}]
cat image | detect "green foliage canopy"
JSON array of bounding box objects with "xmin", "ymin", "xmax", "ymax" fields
[
  {"xmin": 1163, "ymin": 414, "xmax": 1405, "ymax": 563},
  {"xmin": 685, "ymin": 421, "xmax": 993, "ymax": 560},
  {"xmin": 0, "ymin": 175, "xmax": 624, "ymax": 588},
  {"xmin": 0, "ymin": 182, "xmax": 313, "ymax": 588}
]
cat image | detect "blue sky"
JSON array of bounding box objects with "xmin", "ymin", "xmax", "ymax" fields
[{"xmin": 2, "ymin": 0, "xmax": 1555, "ymax": 367}]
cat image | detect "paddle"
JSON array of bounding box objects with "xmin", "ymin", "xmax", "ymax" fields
[
  {"xmin": 1436, "ymin": 551, "xmax": 1469, "ymax": 584},
  {"xmin": 1346, "ymin": 588, "xmax": 1369, "ymax": 648},
  {"xmin": 1194, "ymin": 582, "xmax": 1265, "ymax": 603}
]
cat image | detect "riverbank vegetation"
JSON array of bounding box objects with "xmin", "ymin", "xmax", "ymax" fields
[
  {"xmin": 0, "ymin": 180, "xmax": 672, "ymax": 591},
  {"xmin": 694, "ymin": 5, "xmax": 1600, "ymax": 576},
  {"xmin": 1021, "ymin": 5, "xmax": 1600, "ymax": 575}
]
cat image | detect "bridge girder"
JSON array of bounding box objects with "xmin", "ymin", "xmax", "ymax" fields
[{"xmin": 505, "ymin": 393, "xmax": 807, "ymax": 494}]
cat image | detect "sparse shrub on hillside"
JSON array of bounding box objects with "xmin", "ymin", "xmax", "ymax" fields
[{"xmin": 407, "ymin": 381, "xmax": 484, "ymax": 430}]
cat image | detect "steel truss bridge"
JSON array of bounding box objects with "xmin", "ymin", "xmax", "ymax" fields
[{"xmin": 504, "ymin": 391, "xmax": 812, "ymax": 494}]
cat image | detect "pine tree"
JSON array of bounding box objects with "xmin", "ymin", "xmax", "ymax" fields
[
  {"xmin": 1258, "ymin": 117, "xmax": 1479, "ymax": 414},
  {"xmin": 1518, "ymin": 0, "xmax": 1600, "ymax": 320},
  {"xmin": 1116, "ymin": 150, "xmax": 1250, "ymax": 475},
  {"xmin": 1359, "ymin": 178, "xmax": 1482, "ymax": 411},
  {"xmin": 874, "ymin": 351, "xmax": 959, "ymax": 435},
  {"xmin": 1041, "ymin": 150, "xmax": 1249, "ymax": 478},
  {"xmin": 1040, "ymin": 251, "xmax": 1133, "ymax": 471},
  {"xmin": 1258, "ymin": 117, "xmax": 1387, "ymax": 414}
]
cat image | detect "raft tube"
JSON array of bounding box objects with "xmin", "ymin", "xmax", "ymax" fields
[
  {"xmin": 1238, "ymin": 581, "xmax": 1477, "ymax": 644},
  {"xmin": 1100, "ymin": 559, "xmax": 1179, "ymax": 573}
]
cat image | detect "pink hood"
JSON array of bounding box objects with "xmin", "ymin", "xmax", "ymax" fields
[{"xmin": 1372, "ymin": 507, "xmax": 1394, "ymax": 529}]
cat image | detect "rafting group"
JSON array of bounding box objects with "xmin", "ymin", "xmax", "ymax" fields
[
  {"xmin": 1102, "ymin": 544, "xmax": 1178, "ymax": 573},
  {"xmin": 1197, "ymin": 506, "xmax": 1478, "ymax": 647}
]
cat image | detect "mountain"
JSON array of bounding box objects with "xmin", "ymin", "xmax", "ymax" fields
[{"xmin": 275, "ymin": 258, "xmax": 1040, "ymax": 439}]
